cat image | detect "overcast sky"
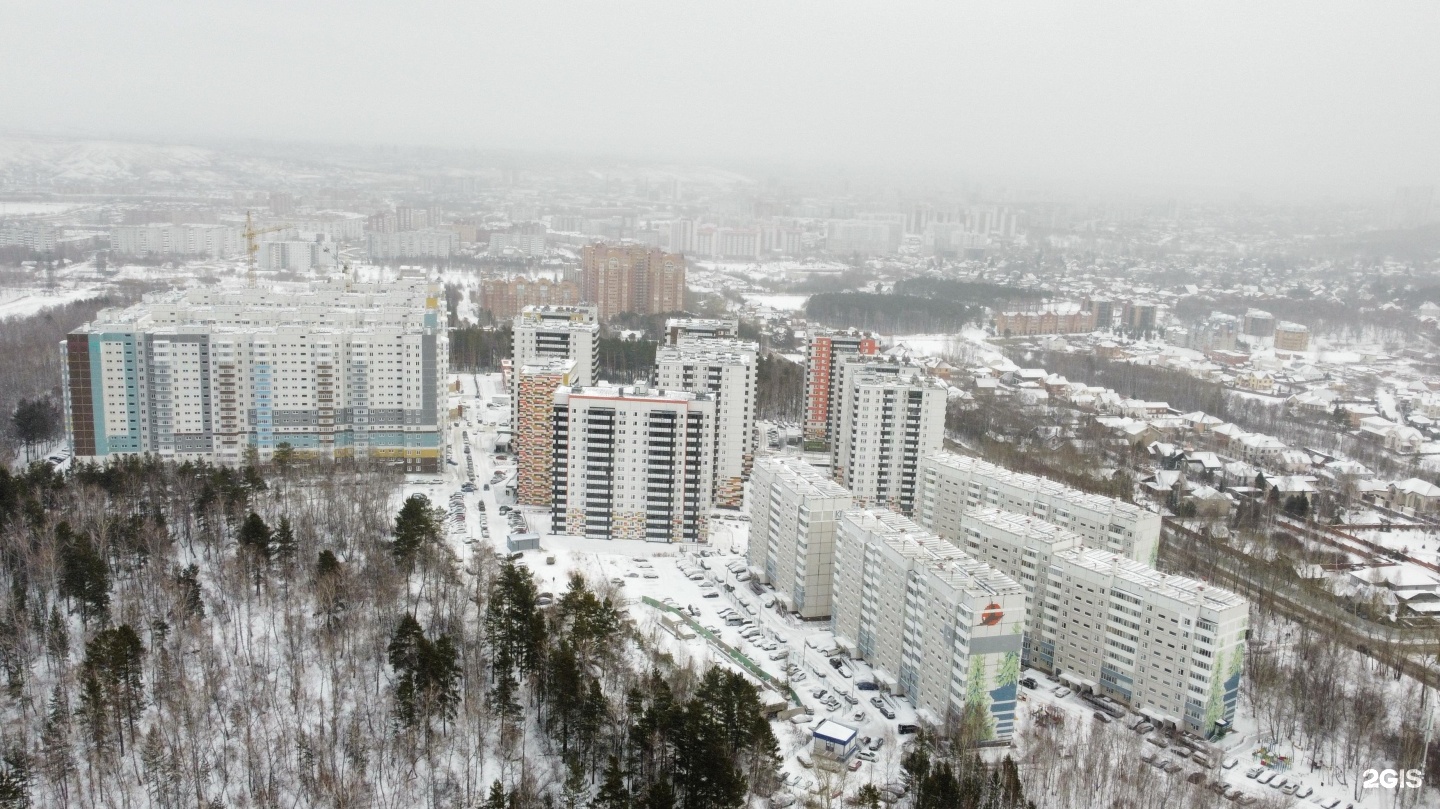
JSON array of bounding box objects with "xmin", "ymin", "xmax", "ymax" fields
[{"xmin": 3, "ymin": 1, "xmax": 1437, "ymax": 197}]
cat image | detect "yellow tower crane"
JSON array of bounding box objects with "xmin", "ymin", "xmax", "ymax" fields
[{"xmin": 242, "ymin": 210, "xmax": 292, "ymax": 287}]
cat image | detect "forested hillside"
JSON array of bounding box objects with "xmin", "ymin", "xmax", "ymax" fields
[
  {"xmin": 0, "ymin": 458, "xmax": 780, "ymax": 808},
  {"xmin": 803, "ymin": 293, "xmax": 982, "ymax": 334}
]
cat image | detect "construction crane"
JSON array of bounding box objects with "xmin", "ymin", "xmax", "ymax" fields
[{"xmin": 242, "ymin": 210, "xmax": 292, "ymax": 287}]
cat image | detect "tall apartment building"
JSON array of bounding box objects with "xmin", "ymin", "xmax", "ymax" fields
[
  {"xmin": 1242, "ymin": 309, "xmax": 1276, "ymax": 339},
  {"xmin": 915, "ymin": 451, "xmax": 1161, "ymax": 565},
  {"xmin": 580, "ymin": 244, "xmax": 686, "ymax": 319},
  {"xmin": 480, "ymin": 277, "xmax": 581, "ymax": 320},
  {"xmin": 665, "ymin": 317, "xmax": 739, "ymax": 344},
  {"xmin": 550, "ymin": 383, "xmax": 714, "ymax": 543},
  {"xmin": 831, "ymin": 508, "xmax": 1026, "ymax": 738},
  {"xmin": 516, "ymin": 359, "xmax": 578, "ymax": 507},
  {"xmin": 654, "ymin": 340, "xmax": 757, "ymax": 508},
  {"xmin": 0, "ymin": 220, "xmax": 59, "ymax": 253},
  {"xmin": 489, "ymin": 222, "xmax": 547, "ymax": 257},
  {"xmin": 111, "ymin": 223, "xmax": 243, "ymax": 258},
  {"xmin": 61, "ymin": 277, "xmax": 447, "ymax": 471},
  {"xmin": 804, "ymin": 328, "xmax": 880, "ymax": 446},
  {"xmin": 512, "ymin": 305, "xmax": 598, "ymax": 388},
  {"xmin": 746, "ymin": 457, "xmax": 853, "ymax": 619},
  {"xmin": 834, "ymin": 368, "xmax": 946, "ymax": 515},
  {"xmin": 366, "ymin": 229, "xmax": 458, "ymax": 261},
  {"xmin": 259, "ymin": 240, "xmax": 335, "ymax": 272}
]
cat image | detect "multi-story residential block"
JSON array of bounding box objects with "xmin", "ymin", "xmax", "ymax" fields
[
  {"xmin": 1242, "ymin": 309, "xmax": 1276, "ymax": 339},
  {"xmin": 834, "ymin": 368, "xmax": 946, "ymax": 515},
  {"xmin": 512, "ymin": 305, "xmax": 598, "ymax": 388},
  {"xmin": 804, "ymin": 328, "xmax": 880, "ymax": 446},
  {"xmin": 489, "ymin": 222, "xmax": 547, "ymax": 257},
  {"xmin": 665, "ymin": 317, "xmax": 739, "ymax": 344},
  {"xmin": 746, "ymin": 457, "xmax": 853, "ymax": 619},
  {"xmin": 580, "ymin": 243, "xmax": 686, "ymax": 319},
  {"xmin": 111, "ymin": 223, "xmax": 243, "ymax": 258},
  {"xmin": 366, "ymin": 229, "xmax": 458, "ymax": 261},
  {"xmin": 831, "ymin": 508, "xmax": 1026, "ymax": 738},
  {"xmin": 1273, "ymin": 322, "xmax": 1311, "ymax": 352},
  {"xmin": 915, "ymin": 451, "xmax": 1161, "ymax": 564},
  {"xmin": 61, "ymin": 277, "xmax": 447, "ymax": 471},
  {"xmin": 0, "ymin": 219, "xmax": 59, "ymax": 253},
  {"xmin": 480, "ymin": 277, "xmax": 581, "ymax": 320},
  {"xmin": 994, "ymin": 303, "xmax": 1098, "ymax": 336},
  {"xmin": 550, "ymin": 383, "xmax": 714, "ymax": 543},
  {"xmin": 945, "ymin": 507, "xmax": 1248, "ymax": 735},
  {"xmin": 259, "ymin": 239, "xmax": 335, "ymax": 272},
  {"xmin": 654, "ymin": 340, "xmax": 757, "ymax": 508},
  {"xmin": 516, "ymin": 359, "xmax": 577, "ymax": 507}
]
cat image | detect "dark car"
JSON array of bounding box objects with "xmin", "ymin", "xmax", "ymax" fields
[
  {"xmin": 897, "ymin": 724, "xmax": 918, "ymax": 735},
  {"xmin": 857, "ymin": 681, "xmax": 879, "ymax": 691}
]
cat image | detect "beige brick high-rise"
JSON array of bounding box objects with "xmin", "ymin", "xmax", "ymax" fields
[
  {"xmin": 516, "ymin": 359, "xmax": 577, "ymax": 506},
  {"xmin": 581, "ymin": 244, "xmax": 686, "ymax": 319}
]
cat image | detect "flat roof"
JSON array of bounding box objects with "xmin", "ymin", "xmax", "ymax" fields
[{"xmin": 812, "ymin": 720, "xmax": 857, "ymax": 745}]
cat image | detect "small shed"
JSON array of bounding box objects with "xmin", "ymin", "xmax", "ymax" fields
[
  {"xmin": 811, "ymin": 719, "xmax": 858, "ymax": 765},
  {"xmin": 506, "ymin": 533, "xmax": 540, "ymax": 553}
]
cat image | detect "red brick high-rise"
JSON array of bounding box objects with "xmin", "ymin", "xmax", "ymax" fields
[{"xmin": 580, "ymin": 244, "xmax": 686, "ymax": 319}]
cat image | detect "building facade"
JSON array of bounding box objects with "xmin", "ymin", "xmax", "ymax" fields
[
  {"xmin": 654, "ymin": 340, "xmax": 757, "ymax": 508},
  {"xmin": 550, "ymin": 384, "xmax": 714, "ymax": 543},
  {"xmin": 994, "ymin": 304, "xmax": 1097, "ymax": 336},
  {"xmin": 580, "ymin": 244, "xmax": 686, "ymax": 319},
  {"xmin": 480, "ymin": 277, "xmax": 581, "ymax": 320},
  {"xmin": 366, "ymin": 229, "xmax": 459, "ymax": 261},
  {"xmin": 1273, "ymin": 322, "xmax": 1311, "ymax": 352},
  {"xmin": 512, "ymin": 305, "xmax": 598, "ymax": 388},
  {"xmin": 915, "ymin": 451, "xmax": 1162, "ymax": 565},
  {"xmin": 111, "ymin": 223, "xmax": 243, "ymax": 258},
  {"xmin": 803, "ymin": 328, "xmax": 880, "ymax": 446},
  {"xmin": 516, "ymin": 359, "xmax": 577, "ymax": 507},
  {"xmin": 665, "ymin": 317, "xmax": 739, "ymax": 344},
  {"xmin": 831, "ymin": 508, "xmax": 1026, "ymax": 737},
  {"xmin": 62, "ymin": 277, "xmax": 447, "ymax": 471},
  {"xmin": 746, "ymin": 457, "xmax": 854, "ymax": 619},
  {"xmin": 833, "ymin": 369, "xmax": 946, "ymax": 515}
]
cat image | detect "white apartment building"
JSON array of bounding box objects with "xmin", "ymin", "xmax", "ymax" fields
[
  {"xmin": 1049, "ymin": 548, "xmax": 1246, "ymax": 735},
  {"xmin": 950, "ymin": 507, "xmax": 1247, "ymax": 735},
  {"xmin": 512, "ymin": 305, "xmax": 599, "ymax": 388},
  {"xmin": 834, "ymin": 369, "xmax": 946, "ymax": 515},
  {"xmin": 366, "ymin": 228, "xmax": 459, "ymax": 261},
  {"xmin": 259, "ymin": 239, "xmax": 336, "ymax": 272},
  {"xmin": 490, "ymin": 230, "xmax": 547, "ymax": 257},
  {"xmin": 831, "ymin": 508, "xmax": 1026, "ymax": 738},
  {"xmin": 293, "ymin": 213, "xmax": 367, "ymax": 242},
  {"xmin": 746, "ymin": 457, "xmax": 854, "ymax": 619},
  {"xmin": 551, "ymin": 383, "xmax": 715, "ymax": 543},
  {"xmin": 915, "ymin": 451, "xmax": 1162, "ymax": 565},
  {"xmin": 62, "ymin": 276, "xmax": 448, "ymax": 472},
  {"xmin": 0, "ymin": 220, "xmax": 59, "ymax": 253},
  {"xmin": 111, "ymin": 223, "xmax": 243, "ymax": 258},
  {"xmin": 654, "ymin": 340, "xmax": 757, "ymax": 508}
]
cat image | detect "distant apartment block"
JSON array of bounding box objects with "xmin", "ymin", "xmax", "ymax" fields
[
  {"xmin": 259, "ymin": 239, "xmax": 335, "ymax": 272},
  {"xmin": 654, "ymin": 340, "xmax": 757, "ymax": 508},
  {"xmin": 61, "ymin": 277, "xmax": 447, "ymax": 471},
  {"xmin": 803, "ymin": 328, "xmax": 880, "ymax": 446},
  {"xmin": 515, "ymin": 359, "xmax": 577, "ymax": 507},
  {"xmin": 1242, "ymin": 309, "xmax": 1275, "ymax": 339},
  {"xmin": 512, "ymin": 305, "xmax": 598, "ymax": 388},
  {"xmin": 831, "ymin": 508, "xmax": 1026, "ymax": 738},
  {"xmin": 480, "ymin": 277, "xmax": 581, "ymax": 320},
  {"xmin": 995, "ymin": 303, "xmax": 1097, "ymax": 336},
  {"xmin": 490, "ymin": 222, "xmax": 547, "ymax": 257},
  {"xmin": 746, "ymin": 457, "xmax": 853, "ymax": 619},
  {"xmin": 666, "ymin": 317, "xmax": 739, "ymax": 344},
  {"xmin": 550, "ymin": 383, "xmax": 714, "ymax": 543},
  {"xmin": 1, "ymin": 220, "xmax": 59, "ymax": 253},
  {"xmin": 834, "ymin": 368, "xmax": 946, "ymax": 515},
  {"xmin": 1273, "ymin": 322, "xmax": 1310, "ymax": 352},
  {"xmin": 915, "ymin": 451, "xmax": 1161, "ymax": 564},
  {"xmin": 580, "ymin": 243, "xmax": 686, "ymax": 319},
  {"xmin": 366, "ymin": 229, "xmax": 458, "ymax": 261},
  {"xmin": 111, "ymin": 223, "xmax": 243, "ymax": 258}
]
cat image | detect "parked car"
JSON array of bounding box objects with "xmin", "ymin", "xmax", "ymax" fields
[
  {"xmin": 896, "ymin": 724, "xmax": 917, "ymax": 735},
  {"xmin": 1093, "ymin": 711, "xmax": 1112, "ymax": 723},
  {"xmin": 1052, "ymin": 687, "xmax": 1071, "ymax": 699},
  {"xmin": 878, "ymin": 706, "xmax": 895, "ymax": 720},
  {"xmin": 1019, "ymin": 677, "xmax": 1038, "ymax": 690}
]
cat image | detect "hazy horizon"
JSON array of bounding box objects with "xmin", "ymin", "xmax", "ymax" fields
[{"xmin": 4, "ymin": 1, "xmax": 1439, "ymax": 200}]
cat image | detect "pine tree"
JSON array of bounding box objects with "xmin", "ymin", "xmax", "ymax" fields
[
  {"xmin": 560, "ymin": 758, "xmax": 588, "ymax": 809},
  {"xmin": 591, "ymin": 756, "xmax": 630, "ymax": 809},
  {"xmin": 0, "ymin": 747, "xmax": 31, "ymax": 809},
  {"xmin": 57, "ymin": 523, "xmax": 109, "ymax": 625},
  {"xmin": 485, "ymin": 780, "xmax": 508, "ymax": 809},
  {"xmin": 272, "ymin": 516, "xmax": 298, "ymax": 572},
  {"xmin": 237, "ymin": 512, "xmax": 273, "ymax": 593},
  {"xmin": 392, "ymin": 495, "xmax": 441, "ymax": 570},
  {"xmin": 39, "ymin": 688, "xmax": 74, "ymax": 802},
  {"xmin": 175, "ymin": 564, "xmax": 204, "ymax": 620}
]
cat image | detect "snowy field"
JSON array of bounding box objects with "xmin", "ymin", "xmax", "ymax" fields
[
  {"xmin": 741, "ymin": 293, "xmax": 809, "ymax": 311},
  {"xmin": 0, "ymin": 287, "xmax": 105, "ymax": 320}
]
